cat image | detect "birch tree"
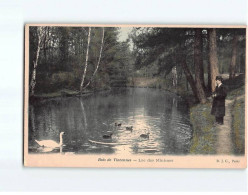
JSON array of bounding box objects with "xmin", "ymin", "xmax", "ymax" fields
[
  {"xmin": 30, "ymin": 26, "xmax": 46, "ymax": 96},
  {"xmin": 82, "ymin": 27, "xmax": 105, "ymax": 90},
  {"xmin": 80, "ymin": 27, "xmax": 91, "ymax": 92}
]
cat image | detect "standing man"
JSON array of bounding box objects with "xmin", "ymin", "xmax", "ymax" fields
[{"xmin": 211, "ymin": 76, "xmax": 227, "ymax": 125}]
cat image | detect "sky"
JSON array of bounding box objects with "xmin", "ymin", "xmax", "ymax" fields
[{"xmin": 118, "ymin": 27, "xmax": 133, "ymax": 42}]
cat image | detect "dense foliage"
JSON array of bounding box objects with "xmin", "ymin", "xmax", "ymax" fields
[
  {"xmin": 131, "ymin": 28, "xmax": 246, "ymax": 77},
  {"xmin": 29, "ymin": 26, "xmax": 246, "ymax": 101},
  {"xmin": 130, "ymin": 27, "xmax": 246, "ymax": 103},
  {"xmin": 29, "ymin": 27, "xmax": 133, "ymax": 94}
]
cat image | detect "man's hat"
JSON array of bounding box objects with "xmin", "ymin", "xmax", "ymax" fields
[{"xmin": 216, "ymin": 76, "xmax": 223, "ymax": 82}]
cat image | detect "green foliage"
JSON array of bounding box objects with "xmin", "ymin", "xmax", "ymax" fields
[
  {"xmin": 29, "ymin": 27, "xmax": 134, "ymax": 95},
  {"xmin": 217, "ymin": 28, "xmax": 246, "ymax": 74},
  {"xmin": 130, "ymin": 27, "xmax": 246, "ymax": 94},
  {"xmin": 130, "ymin": 27, "xmax": 185, "ymax": 73},
  {"xmin": 224, "ymin": 74, "xmax": 245, "ymax": 100}
]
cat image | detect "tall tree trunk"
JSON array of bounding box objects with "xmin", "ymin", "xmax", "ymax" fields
[
  {"xmin": 180, "ymin": 54, "xmax": 199, "ymax": 102},
  {"xmin": 30, "ymin": 27, "xmax": 45, "ymax": 96},
  {"xmin": 229, "ymin": 34, "xmax": 239, "ymax": 79},
  {"xmin": 208, "ymin": 28, "xmax": 219, "ymax": 92},
  {"xmin": 207, "ymin": 33, "xmax": 211, "ymax": 92},
  {"xmin": 83, "ymin": 27, "xmax": 105, "ymax": 90},
  {"xmin": 43, "ymin": 27, "xmax": 48, "ymax": 63},
  {"xmin": 194, "ymin": 29, "xmax": 207, "ymax": 103},
  {"xmin": 198, "ymin": 29, "xmax": 205, "ymax": 90},
  {"xmin": 80, "ymin": 27, "xmax": 91, "ymax": 92}
]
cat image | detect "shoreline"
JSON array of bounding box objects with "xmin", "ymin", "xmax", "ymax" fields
[{"xmin": 29, "ymin": 85, "xmax": 195, "ymax": 106}]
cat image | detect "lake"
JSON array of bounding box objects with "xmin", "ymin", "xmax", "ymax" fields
[{"xmin": 29, "ymin": 88, "xmax": 193, "ymax": 155}]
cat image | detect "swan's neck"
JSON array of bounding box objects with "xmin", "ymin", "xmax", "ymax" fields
[{"xmin": 59, "ymin": 134, "xmax": 63, "ymax": 146}]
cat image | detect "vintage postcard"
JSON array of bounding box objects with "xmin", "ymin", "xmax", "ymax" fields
[{"xmin": 24, "ymin": 24, "xmax": 247, "ymax": 168}]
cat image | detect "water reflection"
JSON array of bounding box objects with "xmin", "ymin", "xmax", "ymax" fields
[{"xmin": 29, "ymin": 88, "xmax": 193, "ymax": 155}]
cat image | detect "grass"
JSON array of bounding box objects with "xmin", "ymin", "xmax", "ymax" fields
[
  {"xmin": 231, "ymin": 97, "xmax": 245, "ymax": 155},
  {"xmin": 189, "ymin": 102, "xmax": 217, "ymax": 154},
  {"xmin": 35, "ymin": 88, "xmax": 83, "ymax": 98},
  {"xmin": 37, "ymin": 89, "xmax": 78, "ymax": 97},
  {"xmin": 127, "ymin": 76, "xmax": 168, "ymax": 89},
  {"xmin": 189, "ymin": 73, "xmax": 245, "ymax": 155},
  {"xmin": 224, "ymin": 74, "xmax": 245, "ymax": 100},
  {"xmin": 226, "ymin": 85, "xmax": 245, "ymax": 100},
  {"xmin": 127, "ymin": 76, "xmax": 195, "ymax": 103},
  {"xmin": 225, "ymin": 75, "xmax": 245, "ymax": 155}
]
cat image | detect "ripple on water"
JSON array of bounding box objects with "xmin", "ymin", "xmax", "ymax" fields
[{"xmin": 29, "ymin": 88, "xmax": 193, "ymax": 155}]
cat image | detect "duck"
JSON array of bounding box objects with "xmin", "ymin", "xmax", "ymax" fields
[
  {"xmin": 115, "ymin": 123, "xmax": 122, "ymax": 127},
  {"xmin": 140, "ymin": 132, "xmax": 150, "ymax": 139},
  {"xmin": 35, "ymin": 132, "xmax": 65, "ymax": 148},
  {"xmin": 103, "ymin": 133, "xmax": 113, "ymax": 139},
  {"xmin": 126, "ymin": 126, "xmax": 133, "ymax": 131}
]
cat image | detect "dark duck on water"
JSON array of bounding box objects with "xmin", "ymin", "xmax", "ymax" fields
[
  {"xmin": 115, "ymin": 123, "xmax": 122, "ymax": 127},
  {"xmin": 126, "ymin": 126, "xmax": 133, "ymax": 131},
  {"xmin": 103, "ymin": 133, "xmax": 113, "ymax": 139},
  {"xmin": 140, "ymin": 132, "xmax": 150, "ymax": 139}
]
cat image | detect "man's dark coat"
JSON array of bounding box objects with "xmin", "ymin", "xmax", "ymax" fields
[{"xmin": 211, "ymin": 84, "xmax": 227, "ymax": 117}]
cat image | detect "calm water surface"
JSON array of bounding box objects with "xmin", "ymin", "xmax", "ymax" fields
[{"xmin": 29, "ymin": 88, "xmax": 193, "ymax": 155}]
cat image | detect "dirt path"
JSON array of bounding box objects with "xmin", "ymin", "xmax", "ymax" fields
[{"xmin": 216, "ymin": 95, "xmax": 244, "ymax": 154}]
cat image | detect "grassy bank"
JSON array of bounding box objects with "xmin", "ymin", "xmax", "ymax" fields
[
  {"xmin": 127, "ymin": 76, "xmax": 196, "ymax": 104},
  {"xmin": 231, "ymin": 97, "xmax": 245, "ymax": 155},
  {"xmin": 189, "ymin": 102, "xmax": 217, "ymax": 154},
  {"xmin": 227, "ymin": 78, "xmax": 245, "ymax": 155},
  {"xmin": 31, "ymin": 86, "xmax": 111, "ymax": 100},
  {"xmin": 226, "ymin": 85, "xmax": 245, "ymax": 100},
  {"xmin": 36, "ymin": 76, "xmax": 192, "ymax": 100},
  {"xmin": 189, "ymin": 77, "xmax": 245, "ymax": 155}
]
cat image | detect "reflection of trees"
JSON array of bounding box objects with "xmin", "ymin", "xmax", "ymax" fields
[
  {"xmin": 57, "ymin": 99, "xmax": 68, "ymax": 139},
  {"xmin": 169, "ymin": 97, "xmax": 178, "ymax": 152},
  {"xmin": 29, "ymin": 105, "xmax": 37, "ymax": 145},
  {"xmin": 29, "ymin": 105, "xmax": 36, "ymax": 133},
  {"xmin": 80, "ymin": 98, "xmax": 88, "ymax": 131},
  {"xmin": 29, "ymin": 89, "xmax": 192, "ymax": 154},
  {"xmin": 158, "ymin": 95, "xmax": 191, "ymax": 154},
  {"xmin": 161, "ymin": 97, "xmax": 177, "ymax": 154}
]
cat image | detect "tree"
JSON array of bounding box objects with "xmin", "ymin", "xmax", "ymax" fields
[
  {"xmin": 180, "ymin": 52, "xmax": 198, "ymax": 100},
  {"xmin": 27, "ymin": 26, "xmax": 136, "ymax": 94},
  {"xmin": 194, "ymin": 29, "xmax": 207, "ymax": 103},
  {"xmin": 82, "ymin": 27, "xmax": 105, "ymax": 90},
  {"xmin": 131, "ymin": 27, "xmax": 208, "ymax": 103},
  {"xmin": 229, "ymin": 31, "xmax": 239, "ymax": 79},
  {"xmin": 30, "ymin": 26, "xmax": 46, "ymax": 96},
  {"xmin": 208, "ymin": 28, "xmax": 219, "ymax": 92},
  {"xmin": 80, "ymin": 27, "xmax": 91, "ymax": 92},
  {"xmin": 206, "ymin": 31, "xmax": 211, "ymax": 92}
]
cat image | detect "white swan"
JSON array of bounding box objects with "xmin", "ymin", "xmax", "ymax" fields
[{"xmin": 35, "ymin": 132, "xmax": 65, "ymax": 148}]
